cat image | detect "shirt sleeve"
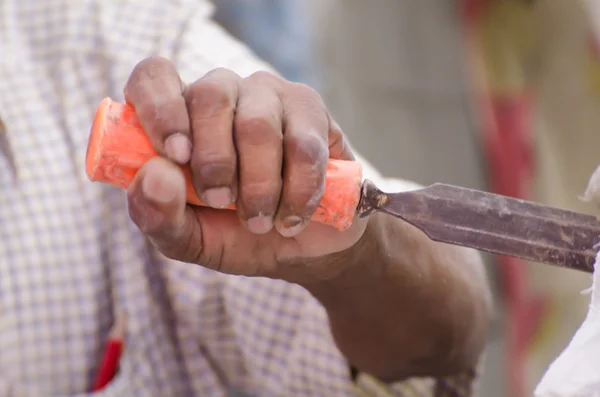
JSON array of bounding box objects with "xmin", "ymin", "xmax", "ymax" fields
[
  {"xmin": 168, "ymin": 0, "xmax": 279, "ymax": 82},
  {"xmin": 158, "ymin": 2, "xmax": 481, "ymax": 395}
]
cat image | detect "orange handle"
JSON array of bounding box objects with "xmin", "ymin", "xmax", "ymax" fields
[{"xmin": 85, "ymin": 98, "xmax": 363, "ymax": 231}]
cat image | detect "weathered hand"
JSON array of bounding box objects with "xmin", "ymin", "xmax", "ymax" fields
[{"xmin": 125, "ymin": 57, "xmax": 368, "ymax": 282}]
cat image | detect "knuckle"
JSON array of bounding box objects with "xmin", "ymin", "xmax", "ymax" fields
[
  {"xmin": 286, "ymin": 133, "xmax": 328, "ymax": 166},
  {"xmin": 125, "ymin": 56, "xmax": 186, "ymax": 128},
  {"xmin": 289, "ymin": 82, "xmax": 325, "ymax": 106},
  {"xmin": 283, "ymin": 84, "xmax": 328, "ymax": 128},
  {"xmin": 206, "ymin": 67, "xmax": 239, "ymax": 80},
  {"xmin": 235, "ymin": 113, "xmax": 282, "ymax": 147},
  {"xmin": 131, "ymin": 56, "xmax": 173, "ymax": 78},
  {"xmin": 248, "ymin": 71, "xmax": 283, "ymax": 87},
  {"xmin": 142, "ymin": 56, "xmax": 172, "ymax": 70},
  {"xmin": 185, "ymin": 78, "xmax": 235, "ymax": 118},
  {"xmin": 290, "ymin": 81, "xmax": 319, "ymax": 97},
  {"xmin": 126, "ymin": 56, "xmax": 179, "ymax": 95}
]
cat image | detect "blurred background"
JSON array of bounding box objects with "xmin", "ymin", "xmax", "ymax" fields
[{"xmin": 211, "ymin": 1, "xmax": 600, "ymax": 396}]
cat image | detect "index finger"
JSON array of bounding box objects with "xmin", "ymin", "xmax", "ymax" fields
[{"xmin": 124, "ymin": 56, "xmax": 192, "ymax": 164}]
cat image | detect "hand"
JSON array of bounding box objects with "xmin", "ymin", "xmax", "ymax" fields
[{"xmin": 124, "ymin": 57, "xmax": 369, "ymax": 282}]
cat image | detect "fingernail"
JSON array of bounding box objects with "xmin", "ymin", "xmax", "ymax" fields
[
  {"xmin": 247, "ymin": 213, "xmax": 274, "ymax": 235},
  {"xmin": 280, "ymin": 216, "xmax": 305, "ymax": 237},
  {"xmin": 203, "ymin": 187, "xmax": 233, "ymax": 208},
  {"xmin": 165, "ymin": 133, "xmax": 192, "ymax": 164},
  {"xmin": 141, "ymin": 165, "xmax": 180, "ymax": 204}
]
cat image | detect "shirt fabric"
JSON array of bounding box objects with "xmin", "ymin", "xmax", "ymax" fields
[
  {"xmin": 534, "ymin": 165, "xmax": 600, "ymax": 396},
  {"xmin": 0, "ymin": 0, "xmax": 479, "ymax": 396},
  {"xmin": 534, "ymin": 229, "xmax": 600, "ymax": 396}
]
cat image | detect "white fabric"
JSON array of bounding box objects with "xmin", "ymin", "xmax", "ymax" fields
[
  {"xmin": 535, "ymin": 166, "xmax": 600, "ymax": 397},
  {"xmin": 0, "ymin": 0, "xmax": 460, "ymax": 396}
]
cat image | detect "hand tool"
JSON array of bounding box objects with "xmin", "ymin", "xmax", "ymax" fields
[
  {"xmin": 357, "ymin": 179, "xmax": 600, "ymax": 273},
  {"xmin": 86, "ymin": 98, "xmax": 600, "ymax": 273}
]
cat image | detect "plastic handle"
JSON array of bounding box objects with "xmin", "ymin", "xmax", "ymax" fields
[{"xmin": 85, "ymin": 98, "xmax": 363, "ymax": 231}]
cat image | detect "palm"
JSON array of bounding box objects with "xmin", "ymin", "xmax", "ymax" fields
[{"xmin": 194, "ymin": 208, "xmax": 367, "ymax": 280}]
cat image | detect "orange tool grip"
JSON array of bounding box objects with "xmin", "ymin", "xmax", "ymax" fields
[{"xmin": 85, "ymin": 98, "xmax": 363, "ymax": 231}]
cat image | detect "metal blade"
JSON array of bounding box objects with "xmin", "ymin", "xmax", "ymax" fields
[{"xmin": 358, "ymin": 180, "xmax": 600, "ymax": 272}]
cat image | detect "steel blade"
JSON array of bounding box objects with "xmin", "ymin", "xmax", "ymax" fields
[{"xmin": 358, "ymin": 180, "xmax": 600, "ymax": 272}]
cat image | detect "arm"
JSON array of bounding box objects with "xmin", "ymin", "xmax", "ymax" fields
[
  {"xmin": 120, "ymin": 0, "xmax": 493, "ymax": 384},
  {"xmin": 306, "ymin": 211, "xmax": 492, "ymax": 381}
]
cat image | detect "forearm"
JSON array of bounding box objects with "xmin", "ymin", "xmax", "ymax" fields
[{"xmin": 304, "ymin": 213, "xmax": 493, "ymax": 381}]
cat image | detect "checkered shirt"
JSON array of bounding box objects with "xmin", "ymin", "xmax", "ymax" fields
[{"xmin": 0, "ymin": 0, "xmax": 481, "ymax": 396}]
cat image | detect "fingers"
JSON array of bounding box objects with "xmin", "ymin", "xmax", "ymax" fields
[
  {"xmin": 127, "ymin": 157, "xmax": 203, "ymax": 263},
  {"xmin": 327, "ymin": 114, "xmax": 355, "ymax": 161},
  {"xmin": 185, "ymin": 68, "xmax": 241, "ymax": 209},
  {"xmin": 234, "ymin": 72, "xmax": 284, "ymax": 234},
  {"xmin": 124, "ymin": 57, "xmax": 191, "ymax": 164},
  {"xmin": 125, "ymin": 59, "xmax": 353, "ymax": 239},
  {"xmin": 275, "ymin": 83, "xmax": 329, "ymax": 237}
]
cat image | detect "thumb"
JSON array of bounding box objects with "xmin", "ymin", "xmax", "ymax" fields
[{"xmin": 127, "ymin": 157, "xmax": 203, "ymax": 263}]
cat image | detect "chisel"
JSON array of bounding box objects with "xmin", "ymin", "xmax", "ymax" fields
[
  {"xmin": 356, "ymin": 180, "xmax": 600, "ymax": 273},
  {"xmin": 86, "ymin": 98, "xmax": 600, "ymax": 273}
]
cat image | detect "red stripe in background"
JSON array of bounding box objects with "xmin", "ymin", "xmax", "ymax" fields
[{"xmin": 457, "ymin": 2, "xmax": 547, "ymax": 396}]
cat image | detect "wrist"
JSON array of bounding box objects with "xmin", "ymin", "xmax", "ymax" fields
[{"xmin": 301, "ymin": 214, "xmax": 389, "ymax": 310}]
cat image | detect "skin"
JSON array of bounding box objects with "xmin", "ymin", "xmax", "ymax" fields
[{"xmin": 125, "ymin": 56, "xmax": 493, "ymax": 381}]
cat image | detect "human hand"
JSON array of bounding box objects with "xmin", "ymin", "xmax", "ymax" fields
[{"xmin": 124, "ymin": 57, "xmax": 369, "ymax": 283}]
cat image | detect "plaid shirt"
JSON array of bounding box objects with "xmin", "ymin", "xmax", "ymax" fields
[{"xmin": 0, "ymin": 0, "xmax": 480, "ymax": 396}]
